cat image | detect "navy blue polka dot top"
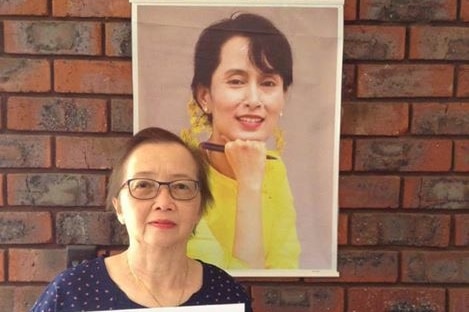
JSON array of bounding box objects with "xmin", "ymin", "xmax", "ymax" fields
[{"xmin": 29, "ymin": 257, "xmax": 252, "ymax": 312}]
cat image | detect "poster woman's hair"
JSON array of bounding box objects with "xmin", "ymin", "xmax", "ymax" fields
[{"xmin": 191, "ymin": 12, "xmax": 293, "ymax": 103}]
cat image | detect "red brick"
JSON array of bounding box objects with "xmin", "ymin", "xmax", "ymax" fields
[
  {"xmin": 53, "ymin": 0, "xmax": 130, "ymax": 18},
  {"xmin": 351, "ymin": 213, "xmax": 450, "ymax": 247},
  {"xmin": 410, "ymin": 26, "xmax": 469, "ymax": 60},
  {"xmin": 0, "ymin": 250, "xmax": 4, "ymax": 281},
  {"xmin": 339, "ymin": 176, "xmax": 400, "ymax": 208},
  {"xmin": 348, "ymin": 287, "xmax": 445, "ymax": 312},
  {"xmin": 105, "ymin": 22, "xmax": 131, "ymax": 57},
  {"xmin": 403, "ymin": 177, "xmax": 469, "ymax": 209},
  {"xmin": 9, "ymin": 248, "xmax": 67, "ymax": 282},
  {"xmin": 111, "ymin": 98, "xmax": 133, "ymax": 132},
  {"xmin": 401, "ymin": 251, "xmax": 469, "ymax": 283},
  {"xmin": 342, "ymin": 64, "xmax": 355, "ymax": 100},
  {"xmin": 56, "ymin": 211, "xmax": 118, "ymax": 245},
  {"xmin": 4, "ymin": 21, "xmax": 101, "ymax": 55},
  {"xmin": 455, "ymin": 140, "xmax": 469, "ymax": 172},
  {"xmin": 341, "ymin": 102, "xmax": 409, "ymax": 135},
  {"xmin": 54, "ymin": 60, "xmax": 132, "ymax": 94},
  {"xmin": 7, "ymin": 96, "xmax": 107, "ymax": 132},
  {"xmin": 13, "ymin": 286, "xmax": 43, "ymax": 312},
  {"xmin": 0, "ymin": 135, "xmax": 51, "ymax": 168},
  {"xmin": 355, "ymin": 139, "xmax": 452, "ymax": 172},
  {"xmin": 251, "ymin": 286, "xmax": 343, "ymax": 312},
  {"xmin": 412, "ymin": 102, "xmax": 469, "ymax": 135},
  {"xmin": 0, "ymin": 212, "xmax": 52, "ymax": 244},
  {"xmin": 338, "ymin": 213, "xmax": 348, "ymax": 245},
  {"xmin": 7, "ymin": 174, "xmax": 106, "ymax": 206},
  {"xmin": 0, "ymin": 286, "xmax": 41, "ymax": 312},
  {"xmin": 357, "ymin": 64, "xmax": 453, "ymax": 98},
  {"xmin": 454, "ymin": 214, "xmax": 469, "ymax": 246},
  {"xmin": 56, "ymin": 136, "xmax": 129, "ymax": 169},
  {"xmin": 0, "ymin": 0, "xmax": 47, "ymax": 15},
  {"xmin": 339, "ymin": 139, "xmax": 352, "ymax": 171},
  {"xmin": 0, "ymin": 286, "xmax": 14, "ymax": 311},
  {"xmin": 0, "ymin": 286, "xmax": 42, "ymax": 312},
  {"xmin": 449, "ymin": 288, "xmax": 469, "ymax": 312},
  {"xmin": 336, "ymin": 250, "xmax": 397, "ymax": 282},
  {"xmin": 344, "ymin": 0, "xmax": 357, "ymax": 20},
  {"xmin": 0, "ymin": 58, "xmax": 50, "ymax": 92},
  {"xmin": 360, "ymin": 0, "xmax": 457, "ymax": 21},
  {"xmin": 344, "ymin": 25, "xmax": 405, "ymax": 60},
  {"xmin": 458, "ymin": 65, "xmax": 469, "ymax": 97}
]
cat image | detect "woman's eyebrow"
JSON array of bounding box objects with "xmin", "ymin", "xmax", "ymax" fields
[
  {"xmin": 169, "ymin": 173, "xmax": 197, "ymax": 179},
  {"xmin": 130, "ymin": 171, "xmax": 195, "ymax": 179},
  {"xmin": 261, "ymin": 72, "xmax": 281, "ymax": 78},
  {"xmin": 224, "ymin": 68, "xmax": 280, "ymax": 78},
  {"xmin": 224, "ymin": 68, "xmax": 247, "ymax": 76}
]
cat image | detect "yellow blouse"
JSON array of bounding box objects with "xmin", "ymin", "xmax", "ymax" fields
[{"xmin": 187, "ymin": 154, "xmax": 301, "ymax": 269}]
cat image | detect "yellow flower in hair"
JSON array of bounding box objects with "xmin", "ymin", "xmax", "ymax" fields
[
  {"xmin": 180, "ymin": 98, "xmax": 211, "ymax": 146},
  {"xmin": 274, "ymin": 127, "xmax": 285, "ymax": 154}
]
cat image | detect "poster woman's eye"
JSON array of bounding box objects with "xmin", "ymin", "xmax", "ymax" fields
[
  {"xmin": 227, "ymin": 78, "xmax": 245, "ymax": 85},
  {"xmin": 261, "ymin": 80, "xmax": 277, "ymax": 87},
  {"xmin": 261, "ymin": 74, "xmax": 282, "ymax": 87}
]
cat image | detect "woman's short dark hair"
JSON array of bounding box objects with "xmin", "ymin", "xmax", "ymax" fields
[
  {"xmin": 106, "ymin": 127, "xmax": 212, "ymax": 215},
  {"xmin": 191, "ymin": 12, "xmax": 293, "ymax": 104}
]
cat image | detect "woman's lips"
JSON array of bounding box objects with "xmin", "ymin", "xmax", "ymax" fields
[
  {"xmin": 149, "ymin": 219, "xmax": 176, "ymax": 229},
  {"xmin": 236, "ymin": 115, "xmax": 264, "ymax": 130}
]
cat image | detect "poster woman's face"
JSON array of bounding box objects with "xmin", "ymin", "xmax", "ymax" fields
[{"xmin": 197, "ymin": 36, "xmax": 286, "ymax": 144}]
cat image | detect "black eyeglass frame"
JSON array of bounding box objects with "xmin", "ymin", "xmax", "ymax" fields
[{"xmin": 119, "ymin": 178, "xmax": 200, "ymax": 201}]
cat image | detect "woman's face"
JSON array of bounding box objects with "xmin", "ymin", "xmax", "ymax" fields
[
  {"xmin": 197, "ymin": 36, "xmax": 286, "ymax": 144},
  {"xmin": 113, "ymin": 142, "xmax": 202, "ymax": 249}
]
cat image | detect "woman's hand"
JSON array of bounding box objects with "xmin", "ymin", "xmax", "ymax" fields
[{"xmin": 224, "ymin": 139, "xmax": 266, "ymax": 190}]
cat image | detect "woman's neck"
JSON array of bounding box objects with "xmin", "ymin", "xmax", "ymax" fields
[
  {"xmin": 124, "ymin": 248, "xmax": 190, "ymax": 306},
  {"xmin": 126, "ymin": 244, "xmax": 186, "ymax": 276}
]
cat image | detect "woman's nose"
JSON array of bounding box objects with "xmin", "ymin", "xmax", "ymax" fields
[
  {"xmin": 244, "ymin": 84, "xmax": 262, "ymax": 108},
  {"xmin": 153, "ymin": 186, "xmax": 174, "ymax": 210}
]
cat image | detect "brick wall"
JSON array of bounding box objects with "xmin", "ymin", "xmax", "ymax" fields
[{"xmin": 0, "ymin": 0, "xmax": 467, "ymax": 311}]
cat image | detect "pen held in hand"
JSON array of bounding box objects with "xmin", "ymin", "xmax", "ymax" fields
[{"xmin": 200, "ymin": 141, "xmax": 277, "ymax": 160}]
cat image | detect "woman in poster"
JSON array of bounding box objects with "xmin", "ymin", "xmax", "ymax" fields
[{"xmin": 185, "ymin": 12, "xmax": 301, "ymax": 269}]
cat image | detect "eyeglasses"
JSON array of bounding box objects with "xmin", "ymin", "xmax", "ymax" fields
[{"xmin": 121, "ymin": 178, "xmax": 199, "ymax": 201}]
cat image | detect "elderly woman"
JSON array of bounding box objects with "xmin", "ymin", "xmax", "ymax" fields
[{"xmin": 30, "ymin": 127, "xmax": 252, "ymax": 311}]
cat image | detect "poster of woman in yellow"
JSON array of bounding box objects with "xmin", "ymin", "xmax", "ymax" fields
[{"xmin": 130, "ymin": 0, "xmax": 343, "ymax": 277}]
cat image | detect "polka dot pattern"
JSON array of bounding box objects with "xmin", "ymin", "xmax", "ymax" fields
[{"xmin": 29, "ymin": 257, "xmax": 252, "ymax": 312}]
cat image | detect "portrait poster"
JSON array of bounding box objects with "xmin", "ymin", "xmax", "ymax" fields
[{"xmin": 130, "ymin": 0, "xmax": 343, "ymax": 277}]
